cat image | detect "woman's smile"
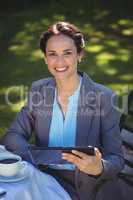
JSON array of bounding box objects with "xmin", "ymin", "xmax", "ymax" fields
[{"xmin": 55, "ymin": 66, "xmax": 69, "ymax": 72}]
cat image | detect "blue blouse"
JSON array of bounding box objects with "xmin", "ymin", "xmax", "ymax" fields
[{"xmin": 48, "ymin": 77, "xmax": 82, "ymax": 170}]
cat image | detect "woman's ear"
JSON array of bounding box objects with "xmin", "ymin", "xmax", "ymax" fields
[{"xmin": 78, "ymin": 51, "xmax": 84, "ymax": 63}]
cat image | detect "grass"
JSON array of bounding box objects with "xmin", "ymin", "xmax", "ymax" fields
[{"xmin": 0, "ymin": 0, "xmax": 133, "ymax": 137}]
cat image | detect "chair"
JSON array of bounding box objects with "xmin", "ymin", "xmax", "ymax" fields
[{"xmin": 118, "ymin": 90, "xmax": 133, "ymax": 199}]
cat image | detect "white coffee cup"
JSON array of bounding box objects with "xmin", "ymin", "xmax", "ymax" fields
[{"xmin": 0, "ymin": 155, "xmax": 25, "ymax": 177}]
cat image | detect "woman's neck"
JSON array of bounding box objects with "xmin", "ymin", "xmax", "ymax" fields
[{"xmin": 56, "ymin": 73, "xmax": 80, "ymax": 97}]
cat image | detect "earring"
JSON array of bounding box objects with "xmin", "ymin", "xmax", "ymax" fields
[{"xmin": 78, "ymin": 58, "xmax": 81, "ymax": 63}]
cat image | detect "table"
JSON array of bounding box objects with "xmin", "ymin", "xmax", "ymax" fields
[{"xmin": 0, "ymin": 146, "xmax": 72, "ymax": 200}]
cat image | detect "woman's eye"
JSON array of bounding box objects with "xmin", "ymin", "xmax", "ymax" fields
[
  {"xmin": 64, "ymin": 51, "xmax": 72, "ymax": 55},
  {"xmin": 48, "ymin": 53, "xmax": 56, "ymax": 56}
]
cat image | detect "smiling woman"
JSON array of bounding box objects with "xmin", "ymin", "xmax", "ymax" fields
[
  {"xmin": 44, "ymin": 34, "xmax": 80, "ymax": 82},
  {"xmin": 39, "ymin": 22, "xmax": 85, "ymax": 116},
  {"xmin": 2, "ymin": 22, "xmax": 124, "ymax": 200}
]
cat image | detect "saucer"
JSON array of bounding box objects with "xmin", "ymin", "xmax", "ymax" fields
[
  {"xmin": 0, "ymin": 162, "xmax": 29, "ymax": 182},
  {"xmin": 0, "ymin": 145, "xmax": 7, "ymax": 153}
]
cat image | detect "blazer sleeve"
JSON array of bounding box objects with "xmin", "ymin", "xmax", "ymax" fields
[
  {"xmin": 98, "ymin": 90, "xmax": 124, "ymax": 180},
  {"xmin": 76, "ymin": 90, "xmax": 124, "ymax": 189},
  {"xmin": 2, "ymin": 83, "xmax": 37, "ymax": 161}
]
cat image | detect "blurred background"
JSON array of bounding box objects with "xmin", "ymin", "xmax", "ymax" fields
[{"xmin": 0, "ymin": 0, "xmax": 133, "ymax": 137}]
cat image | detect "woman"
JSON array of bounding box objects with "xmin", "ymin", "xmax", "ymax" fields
[{"xmin": 3, "ymin": 22, "xmax": 124, "ymax": 200}]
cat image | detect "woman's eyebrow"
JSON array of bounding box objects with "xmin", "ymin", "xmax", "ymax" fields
[
  {"xmin": 47, "ymin": 49, "xmax": 73, "ymax": 53},
  {"xmin": 47, "ymin": 50, "xmax": 56, "ymax": 53},
  {"xmin": 63, "ymin": 49, "xmax": 73, "ymax": 52}
]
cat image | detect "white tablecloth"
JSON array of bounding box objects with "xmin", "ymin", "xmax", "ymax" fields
[{"xmin": 0, "ymin": 146, "xmax": 72, "ymax": 200}]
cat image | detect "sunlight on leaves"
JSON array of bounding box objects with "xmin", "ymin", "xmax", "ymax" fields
[
  {"xmin": 105, "ymin": 39, "xmax": 119, "ymax": 47},
  {"xmin": 0, "ymin": 87, "xmax": 8, "ymax": 95},
  {"xmin": 106, "ymin": 68, "xmax": 117, "ymax": 75},
  {"xmin": 30, "ymin": 49, "xmax": 44, "ymax": 61},
  {"xmin": 120, "ymin": 74, "xmax": 133, "ymax": 81},
  {"xmin": 83, "ymin": 23, "xmax": 96, "ymax": 35},
  {"xmin": 41, "ymin": 18, "xmax": 50, "ymax": 26},
  {"xmin": 118, "ymin": 19, "xmax": 133, "ymax": 26},
  {"xmin": 0, "ymin": 85, "xmax": 26, "ymax": 113},
  {"xmin": 8, "ymin": 22, "xmax": 42, "ymax": 56},
  {"xmin": 0, "ymin": 101, "xmax": 24, "ymax": 113},
  {"xmin": 3, "ymin": 85, "xmax": 27, "ymax": 105},
  {"xmin": 13, "ymin": 31, "xmax": 34, "ymax": 42},
  {"xmin": 116, "ymin": 49, "xmax": 130, "ymax": 62},
  {"xmin": 24, "ymin": 22, "xmax": 41, "ymax": 32},
  {"xmin": 107, "ymin": 84, "xmax": 133, "ymax": 98},
  {"xmin": 93, "ymin": 31, "xmax": 105, "ymax": 38},
  {"xmin": 96, "ymin": 52, "xmax": 116, "ymax": 65},
  {"xmin": 10, "ymin": 100, "xmax": 25, "ymax": 112},
  {"xmin": 86, "ymin": 44, "xmax": 104, "ymax": 53},
  {"xmin": 53, "ymin": 14, "xmax": 65, "ymax": 21},
  {"xmin": 9, "ymin": 43, "xmax": 31, "ymax": 56},
  {"xmin": 89, "ymin": 37, "xmax": 101, "ymax": 43},
  {"xmin": 121, "ymin": 28, "xmax": 133, "ymax": 36},
  {"xmin": 117, "ymin": 54, "xmax": 130, "ymax": 62},
  {"xmin": 110, "ymin": 23, "xmax": 118, "ymax": 30},
  {"xmin": 0, "ymin": 127, "xmax": 7, "ymax": 136},
  {"xmin": 110, "ymin": 19, "xmax": 133, "ymax": 36},
  {"xmin": 93, "ymin": 9, "xmax": 109, "ymax": 20}
]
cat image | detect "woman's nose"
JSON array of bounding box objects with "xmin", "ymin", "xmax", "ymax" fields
[{"xmin": 56, "ymin": 56, "xmax": 65, "ymax": 66}]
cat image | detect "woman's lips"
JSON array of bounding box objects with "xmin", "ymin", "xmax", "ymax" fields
[{"xmin": 55, "ymin": 67, "xmax": 68, "ymax": 72}]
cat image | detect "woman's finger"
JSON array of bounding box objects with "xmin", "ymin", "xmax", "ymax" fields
[
  {"xmin": 95, "ymin": 148, "xmax": 102, "ymax": 159},
  {"xmin": 62, "ymin": 152, "xmax": 83, "ymax": 166},
  {"xmin": 71, "ymin": 150, "xmax": 89, "ymax": 159}
]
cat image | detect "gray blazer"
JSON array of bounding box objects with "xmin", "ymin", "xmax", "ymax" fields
[{"xmin": 3, "ymin": 71, "xmax": 124, "ymax": 200}]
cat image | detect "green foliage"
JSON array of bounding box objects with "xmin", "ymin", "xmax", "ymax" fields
[{"xmin": 0, "ymin": 1, "xmax": 133, "ymax": 137}]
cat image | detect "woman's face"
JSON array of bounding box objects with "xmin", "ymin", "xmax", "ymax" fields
[{"xmin": 45, "ymin": 34, "xmax": 82, "ymax": 81}]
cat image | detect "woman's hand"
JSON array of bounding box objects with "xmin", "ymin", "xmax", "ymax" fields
[{"xmin": 62, "ymin": 148, "xmax": 103, "ymax": 176}]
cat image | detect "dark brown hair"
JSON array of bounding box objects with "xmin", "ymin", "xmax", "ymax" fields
[{"xmin": 39, "ymin": 21, "xmax": 85, "ymax": 54}]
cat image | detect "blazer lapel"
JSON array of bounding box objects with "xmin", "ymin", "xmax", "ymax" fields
[
  {"xmin": 76, "ymin": 72, "xmax": 98, "ymax": 146},
  {"xmin": 37, "ymin": 78, "xmax": 56, "ymax": 146}
]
